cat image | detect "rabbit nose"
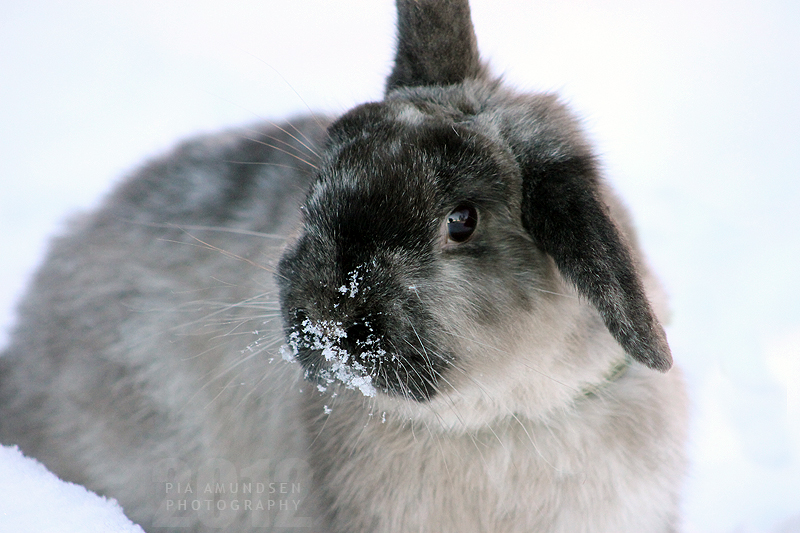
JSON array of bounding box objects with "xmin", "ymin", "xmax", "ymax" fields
[
  {"xmin": 342, "ymin": 321, "xmax": 373, "ymax": 353},
  {"xmin": 346, "ymin": 322, "xmax": 371, "ymax": 343}
]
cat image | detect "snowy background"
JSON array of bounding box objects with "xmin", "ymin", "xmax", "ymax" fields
[{"xmin": 1, "ymin": 0, "xmax": 798, "ymax": 531}]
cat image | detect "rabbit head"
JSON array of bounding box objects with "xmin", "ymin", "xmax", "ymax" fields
[{"xmin": 277, "ymin": 0, "xmax": 671, "ymax": 422}]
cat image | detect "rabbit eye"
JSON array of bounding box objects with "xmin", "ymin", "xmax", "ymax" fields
[{"xmin": 446, "ymin": 204, "xmax": 478, "ymax": 243}]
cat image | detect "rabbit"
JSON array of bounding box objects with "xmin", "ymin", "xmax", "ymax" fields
[{"xmin": 0, "ymin": 0, "xmax": 688, "ymax": 532}]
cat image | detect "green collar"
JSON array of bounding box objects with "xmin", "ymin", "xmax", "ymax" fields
[{"xmin": 581, "ymin": 355, "xmax": 631, "ymax": 397}]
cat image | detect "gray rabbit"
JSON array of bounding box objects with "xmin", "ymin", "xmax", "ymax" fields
[{"xmin": 0, "ymin": 1, "xmax": 688, "ymax": 531}]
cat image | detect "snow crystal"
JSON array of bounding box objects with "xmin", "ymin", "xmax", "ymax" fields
[
  {"xmin": 337, "ymin": 269, "xmax": 362, "ymax": 298},
  {"xmin": 280, "ymin": 342, "xmax": 298, "ymax": 363},
  {"xmin": 281, "ymin": 317, "xmax": 379, "ymax": 398}
]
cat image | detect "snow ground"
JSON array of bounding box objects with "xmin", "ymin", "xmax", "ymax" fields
[
  {"xmin": 1, "ymin": 1, "xmax": 798, "ymax": 531},
  {"xmin": 0, "ymin": 445, "xmax": 143, "ymax": 533}
]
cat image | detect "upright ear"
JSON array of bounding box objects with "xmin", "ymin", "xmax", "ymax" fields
[
  {"xmin": 386, "ymin": 0, "xmax": 486, "ymax": 92},
  {"xmin": 519, "ymin": 152, "xmax": 673, "ymax": 372}
]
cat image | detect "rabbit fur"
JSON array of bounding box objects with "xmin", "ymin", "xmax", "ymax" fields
[{"xmin": 0, "ymin": 0, "xmax": 688, "ymax": 531}]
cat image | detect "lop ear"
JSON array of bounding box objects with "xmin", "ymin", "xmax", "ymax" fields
[
  {"xmin": 386, "ymin": 0, "xmax": 486, "ymax": 92},
  {"xmin": 520, "ymin": 152, "xmax": 673, "ymax": 372}
]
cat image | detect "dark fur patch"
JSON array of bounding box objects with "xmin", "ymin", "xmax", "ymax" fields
[
  {"xmin": 386, "ymin": 0, "xmax": 486, "ymax": 91},
  {"xmin": 519, "ymin": 153, "xmax": 672, "ymax": 371}
]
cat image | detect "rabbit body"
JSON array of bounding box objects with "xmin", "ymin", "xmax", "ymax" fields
[{"xmin": 0, "ymin": 1, "xmax": 687, "ymax": 532}]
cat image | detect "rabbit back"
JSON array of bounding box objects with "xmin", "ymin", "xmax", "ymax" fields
[{"xmin": 0, "ymin": 116, "xmax": 328, "ymax": 530}]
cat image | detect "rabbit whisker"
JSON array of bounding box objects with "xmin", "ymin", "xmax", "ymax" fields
[
  {"xmin": 239, "ymin": 49, "xmax": 329, "ymax": 135},
  {"xmin": 243, "ymin": 137, "xmax": 319, "ymax": 169},
  {"xmin": 243, "ymin": 127, "xmax": 322, "ymax": 160},
  {"xmin": 222, "ymin": 160, "xmax": 315, "ymax": 174}
]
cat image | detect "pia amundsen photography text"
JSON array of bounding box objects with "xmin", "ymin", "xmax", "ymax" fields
[{"xmin": 152, "ymin": 457, "xmax": 311, "ymax": 529}]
